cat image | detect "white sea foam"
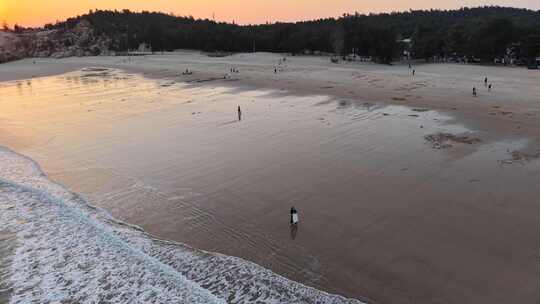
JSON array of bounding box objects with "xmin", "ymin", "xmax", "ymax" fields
[{"xmin": 0, "ymin": 146, "xmax": 364, "ymax": 304}]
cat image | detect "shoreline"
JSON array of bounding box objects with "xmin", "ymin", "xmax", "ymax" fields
[
  {"xmin": 2, "ymin": 53, "xmax": 540, "ymax": 303},
  {"xmin": 2, "ymin": 52, "xmax": 538, "ymax": 148},
  {"xmin": 0, "ymin": 145, "xmax": 366, "ymax": 304}
]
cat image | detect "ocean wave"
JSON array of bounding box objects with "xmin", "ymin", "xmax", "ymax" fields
[{"xmin": 0, "ymin": 146, "xmax": 364, "ymax": 304}]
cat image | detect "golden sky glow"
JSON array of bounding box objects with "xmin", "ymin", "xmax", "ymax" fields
[{"xmin": 1, "ymin": 0, "xmax": 540, "ymax": 28}]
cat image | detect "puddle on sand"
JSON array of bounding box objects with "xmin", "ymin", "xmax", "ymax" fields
[{"xmin": 1, "ymin": 68, "xmax": 540, "ymax": 303}]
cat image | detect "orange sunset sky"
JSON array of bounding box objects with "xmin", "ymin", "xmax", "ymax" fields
[{"xmin": 1, "ymin": 0, "xmax": 540, "ymax": 27}]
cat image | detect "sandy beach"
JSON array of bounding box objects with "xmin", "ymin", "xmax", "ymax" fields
[
  {"xmin": 2, "ymin": 52, "xmax": 540, "ymax": 133},
  {"xmin": 1, "ymin": 51, "xmax": 540, "ymax": 304}
]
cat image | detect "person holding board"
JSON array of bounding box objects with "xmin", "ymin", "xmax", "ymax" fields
[{"xmin": 290, "ymin": 207, "xmax": 299, "ymax": 225}]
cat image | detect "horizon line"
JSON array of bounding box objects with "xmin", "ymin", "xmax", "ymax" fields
[{"xmin": 3, "ymin": 4, "xmax": 540, "ymax": 29}]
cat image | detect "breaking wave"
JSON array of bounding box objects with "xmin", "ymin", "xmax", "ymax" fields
[{"xmin": 0, "ymin": 146, "xmax": 364, "ymax": 304}]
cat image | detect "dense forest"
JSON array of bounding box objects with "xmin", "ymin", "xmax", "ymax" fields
[{"xmin": 40, "ymin": 6, "xmax": 540, "ymax": 64}]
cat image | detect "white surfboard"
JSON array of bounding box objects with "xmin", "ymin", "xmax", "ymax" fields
[{"xmin": 292, "ymin": 213, "xmax": 299, "ymax": 224}]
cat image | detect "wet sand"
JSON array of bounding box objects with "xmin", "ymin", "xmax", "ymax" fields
[{"xmin": 1, "ymin": 54, "xmax": 540, "ymax": 304}]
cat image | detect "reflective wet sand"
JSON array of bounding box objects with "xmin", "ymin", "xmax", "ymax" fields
[{"xmin": 1, "ymin": 69, "xmax": 540, "ymax": 304}]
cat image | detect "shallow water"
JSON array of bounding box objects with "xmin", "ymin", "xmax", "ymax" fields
[
  {"xmin": 1, "ymin": 68, "xmax": 540, "ymax": 303},
  {"xmin": 0, "ymin": 230, "xmax": 15, "ymax": 303},
  {"xmin": 0, "ymin": 146, "xmax": 360, "ymax": 304}
]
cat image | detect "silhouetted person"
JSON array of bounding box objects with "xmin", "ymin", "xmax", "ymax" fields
[
  {"xmin": 488, "ymin": 84, "xmax": 492, "ymax": 92},
  {"xmin": 290, "ymin": 207, "xmax": 299, "ymax": 225},
  {"xmin": 484, "ymin": 77, "xmax": 488, "ymax": 87},
  {"xmin": 237, "ymin": 105, "xmax": 242, "ymax": 121},
  {"xmin": 412, "ymin": 69, "xmax": 416, "ymax": 76},
  {"xmin": 473, "ymin": 86, "xmax": 477, "ymax": 97}
]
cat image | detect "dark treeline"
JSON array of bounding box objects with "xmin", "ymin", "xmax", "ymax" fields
[{"xmin": 45, "ymin": 6, "xmax": 540, "ymax": 64}]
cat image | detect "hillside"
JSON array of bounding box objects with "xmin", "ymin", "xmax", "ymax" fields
[
  {"xmin": 0, "ymin": 20, "xmax": 111, "ymax": 63},
  {"xmin": 1, "ymin": 6, "xmax": 540, "ymax": 64},
  {"xmin": 0, "ymin": 31, "xmax": 21, "ymax": 62}
]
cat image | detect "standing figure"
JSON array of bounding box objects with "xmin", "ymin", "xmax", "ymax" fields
[
  {"xmin": 412, "ymin": 69, "xmax": 416, "ymax": 76},
  {"xmin": 484, "ymin": 77, "xmax": 488, "ymax": 87},
  {"xmin": 237, "ymin": 105, "xmax": 242, "ymax": 121},
  {"xmin": 290, "ymin": 207, "xmax": 299, "ymax": 225},
  {"xmin": 473, "ymin": 86, "xmax": 477, "ymax": 97},
  {"xmin": 488, "ymin": 84, "xmax": 492, "ymax": 92}
]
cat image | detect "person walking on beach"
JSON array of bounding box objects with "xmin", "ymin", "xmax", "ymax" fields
[
  {"xmin": 290, "ymin": 207, "xmax": 299, "ymax": 225},
  {"xmin": 484, "ymin": 77, "xmax": 488, "ymax": 87},
  {"xmin": 237, "ymin": 105, "xmax": 242, "ymax": 121},
  {"xmin": 473, "ymin": 86, "xmax": 477, "ymax": 97}
]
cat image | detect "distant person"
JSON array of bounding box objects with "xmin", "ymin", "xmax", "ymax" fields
[
  {"xmin": 274, "ymin": 68, "xmax": 277, "ymax": 74},
  {"xmin": 290, "ymin": 207, "xmax": 299, "ymax": 225},
  {"xmin": 237, "ymin": 105, "xmax": 242, "ymax": 121},
  {"xmin": 488, "ymin": 84, "xmax": 492, "ymax": 92},
  {"xmin": 473, "ymin": 86, "xmax": 477, "ymax": 97},
  {"xmin": 484, "ymin": 77, "xmax": 488, "ymax": 87},
  {"xmin": 412, "ymin": 69, "xmax": 416, "ymax": 76}
]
